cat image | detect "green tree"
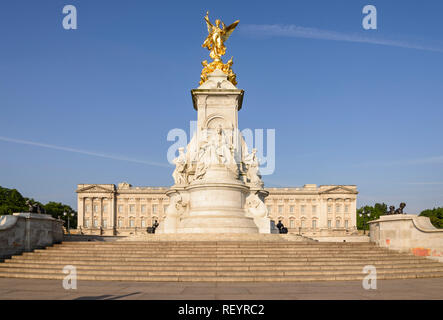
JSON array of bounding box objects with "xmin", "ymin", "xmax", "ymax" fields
[
  {"xmin": 0, "ymin": 185, "xmax": 77, "ymax": 229},
  {"xmin": 44, "ymin": 202, "xmax": 77, "ymax": 229},
  {"xmin": 356, "ymin": 203, "xmax": 387, "ymax": 230},
  {"xmin": 419, "ymin": 207, "xmax": 443, "ymax": 229},
  {"xmin": 0, "ymin": 186, "xmax": 27, "ymax": 215}
]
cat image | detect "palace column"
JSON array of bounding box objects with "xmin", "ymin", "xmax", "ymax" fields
[
  {"xmin": 110, "ymin": 195, "xmax": 116, "ymax": 235},
  {"xmin": 77, "ymin": 196, "xmax": 85, "ymax": 230},
  {"xmin": 99, "ymin": 197, "xmax": 103, "ymax": 232}
]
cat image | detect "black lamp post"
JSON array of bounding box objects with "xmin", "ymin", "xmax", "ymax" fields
[{"xmin": 359, "ymin": 208, "xmax": 371, "ymax": 235}]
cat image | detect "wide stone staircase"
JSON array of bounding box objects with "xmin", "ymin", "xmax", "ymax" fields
[{"xmin": 1, "ymin": 238, "xmax": 443, "ymax": 282}]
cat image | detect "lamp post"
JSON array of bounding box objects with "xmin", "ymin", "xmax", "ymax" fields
[
  {"xmin": 63, "ymin": 211, "xmax": 76, "ymax": 234},
  {"xmin": 359, "ymin": 208, "xmax": 371, "ymax": 235}
]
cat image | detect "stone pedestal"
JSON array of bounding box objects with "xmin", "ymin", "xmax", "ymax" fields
[{"xmin": 157, "ymin": 70, "xmax": 273, "ymax": 234}]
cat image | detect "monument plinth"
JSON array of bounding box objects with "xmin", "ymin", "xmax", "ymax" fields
[{"xmin": 157, "ymin": 13, "xmax": 276, "ymax": 234}]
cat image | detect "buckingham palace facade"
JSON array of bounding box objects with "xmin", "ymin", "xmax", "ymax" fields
[{"xmin": 76, "ymin": 183, "xmax": 358, "ymax": 236}]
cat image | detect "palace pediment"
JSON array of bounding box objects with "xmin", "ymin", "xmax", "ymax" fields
[
  {"xmin": 319, "ymin": 186, "xmax": 358, "ymax": 195},
  {"xmin": 76, "ymin": 184, "xmax": 115, "ymax": 194}
]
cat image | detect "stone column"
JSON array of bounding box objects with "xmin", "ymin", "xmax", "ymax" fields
[
  {"xmin": 77, "ymin": 196, "xmax": 84, "ymax": 230},
  {"xmin": 110, "ymin": 195, "xmax": 116, "ymax": 234},
  {"xmin": 350, "ymin": 198, "xmax": 357, "ymax": 230}
]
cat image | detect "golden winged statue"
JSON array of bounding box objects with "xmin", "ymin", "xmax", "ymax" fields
[{"xmin": 200, "ymin": 11, "xmax": 239, "ymax": 85}]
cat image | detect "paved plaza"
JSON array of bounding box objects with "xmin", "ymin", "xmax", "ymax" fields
[{"xmin": 0, "ymin": 277, "xmax": 442, "ymax": 300}]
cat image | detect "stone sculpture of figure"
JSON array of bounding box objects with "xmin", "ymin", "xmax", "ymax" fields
[
  {"xmin": 244, "ymin": 148, "xmax": 262, "ymax": 186},
  {"xmin": 26, "ymin": 200, "xmax": 44, "ymax": 214},
  {"xmin": 386, "ymin": 206, "xmax": 395, "ymax": 215},
  {"xmin": 195, "ymin": 135, "xmax": 216, "ymax": 180},
  {"xmin": 215, "ymin": 125, "xmax": 234, "ymax": 165},
  {"xmin": 26, "ymin": 200, "xmax": 34, "ymax": 213},
  {"xmin": 394, "ymin": 202, "xmax": 406, "ymax": 215},
  {"xmin": 245, "ymin": 193, "xmax": 268, "ymax": 218},
  {"xmin": 172, "ymin": 147, "xmax": 187, "ymax": 185},
  {"xmin": 165, "ymin": 193, "xmax": 187, "ymax": 218}
]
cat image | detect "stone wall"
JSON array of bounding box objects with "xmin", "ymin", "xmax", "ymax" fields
[
  {"xmin": 369, "ymin": 214, "xmax": 443, "ymax": 262},
  {"xmin": 0, "ymin": 213, "xmax": 64, "ymax": 260}
]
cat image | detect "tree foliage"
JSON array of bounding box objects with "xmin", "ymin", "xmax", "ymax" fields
[
  {"xmin": 419, "ymin": 207, "xmax": 443, "ymax": 229},
  {"xmin": 0, "ymin": 186, "xmax": 77, "ymax": 228},
  {"xmin": 0, "ymin": 186, "xmax": 27, "ymax": 215},
  {"xmin": 356, "ymin": 203, "xmax": 387, "ymax": 230}
]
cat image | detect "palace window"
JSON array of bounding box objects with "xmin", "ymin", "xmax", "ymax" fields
[
  {"xmin": 327, "ymin": 205, "xmax": 332, "ymax": 214},
  {"xmin": 129, "ymin": 219, "xmax": 135, "ymax": 228},
  {"xmin": 103, "ymin": 204, "xmax": 108, "ymax": 213},
  {"xmin": 141, "ymin": 205, "xmax": 146, "ymax": 213},
  {"xmin": 129, "ymin": 205, "xmax": 135, "ymax": 214},
  {"xmin": 327, "ymin": 220, "xmax": 332, "ymax": 229},
  {"xmin": 103, "ymin": 219, "xmax": 107, "ymax": 228},
  {"xmin": 118, "ymin": 219, "xmax": 123, "ymax": 228},
  {"xmin": 152, "ymin": 205, "xmax": 158, "ymax": 214},
  {"xmin": 163, "ymin": 205, "xmax": 168, "ymax": 213},
  {"xmin": 86, "ymin": 205, "xmax": 91, "ymax": 213},
  {"xmin": 301, "ymin": 219, "xmax": 305, "ymax": 228},
  {"xmin": 336, "ymin": 205, "xmax": 341, "ymax": 213},
  {"xmin": 93, "ymin": 219, "xmax": 98, "ymax": 228},
  {"xmin": 118, "ymin": 205, "xmax": 123, "ymax": 213},
  {"xmin": 336, "ymin": 219, "xmax": 340, "ymax": 228},
  {"xmin": 289, "ymin": 205, "xmax": 294, "ymax": 213},
  {"xmin": 93, "ymin": 205, "xmax": 98, "ymax": 213},
  {"xmin": 301, "ymin": 205, "xmax": 305, "ymax": 214},
  {"xmin": 312, "ymin": 205, "xmax": 317, "ymax": 214},
  {"xmin": 345, "ymin": 205, "xmax": 349, "ymax": 213},
  {"xmin": 290, "ymin": 219, "xmax": 295, "ymax": 228},
  {"xmin": 278, "ymin": 206, "xmax": 283, "ymax": 214},
  {"xmin": 345, "ymin": 220, "xmax": 349, "ymax": 229},
  {"xmin": 312, "ymin": 220, "xmax": 317, "ymax": 229},
  {"xmin": 141, "ymin": 218, "xmax": 146, "ymax": 228},
  {"xmin": 85, "ymin": 219, "xmax": 90, "ymax": 228}
]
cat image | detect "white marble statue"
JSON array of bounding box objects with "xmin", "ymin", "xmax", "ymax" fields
[
  {"xmin": 165, "ymin": 192, "xmax": 187, "ymax": 218},
  {"xmin": 245, "ymin": 193, "xmax": 268, "ymax": 218},
  {"xmin": 215, "ymin": 126, "xmax": 234, "ymax": 165},
  {"xmin": 244, "ymin": 148, "xmax": 262, "ymax": 186},
  {"xmin": 172, "ymin": 147, "xmax": 187, "ymax": 185}
]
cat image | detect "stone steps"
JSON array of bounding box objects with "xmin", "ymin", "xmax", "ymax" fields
[
  {"xmin": 11, "ymin": 256, "xmax": 428, "ymax": 263},
  {"xmin": 1, "ymin": 272, "xmax": 443, "ymax": 282},
  {"xmin": 4, "ymin": 257, "xmax": 433, "ymax": 266},
  {"xmin": 3, "ymin": 261, "xmax": 440, "ymax": 271},
  {"xmin": 0, "ymin": 240, "xmax": 442, "ymax": 282},
  {"xmin": 1, "ymin": 265, "xmax": 443, "ymax": 276}
]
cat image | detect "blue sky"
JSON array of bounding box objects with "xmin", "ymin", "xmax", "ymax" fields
[{"xmin": 0, "ymin": 0, "xmax": 442, "ymax": 213}]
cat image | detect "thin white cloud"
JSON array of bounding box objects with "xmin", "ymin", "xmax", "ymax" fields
[
  {"xmin": 354, "ymin": 155, "xmax": 443, "ymax": 167},
  {"xmin": 0, "ymin": 136, "xmax": 171, "ymax": 168},
  {"xmin": 241, "ymin": 24, "xmax": 443, "ymax": 53},
  {"xmin": 406, "ymin": 182, "xmax": 443, "ymax": 185}
]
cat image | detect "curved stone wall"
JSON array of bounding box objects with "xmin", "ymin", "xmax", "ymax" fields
[{"xmin": 369, "ymin": 214, "xmax": 443, "ymax": 262}]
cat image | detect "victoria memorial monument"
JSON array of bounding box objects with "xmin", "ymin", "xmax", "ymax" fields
[{"xmin": 76, "ymin": 12, "xmax": 359, "ymax": 236}]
